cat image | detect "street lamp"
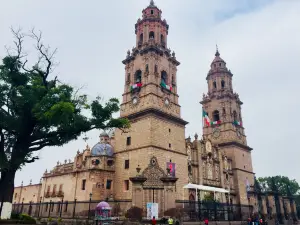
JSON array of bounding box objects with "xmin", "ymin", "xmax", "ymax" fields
[{"xmin": 88, "ymin": 193, "xmax": 93, "ymax": 220}]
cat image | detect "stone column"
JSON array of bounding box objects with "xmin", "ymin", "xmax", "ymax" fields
[
  {"xmin": 129, "ymin": 166, "xmax": 147, "ymax": 209},
  {"xmin": 160, "ymin": 176, "xmax": 178, "ymax": 213}
]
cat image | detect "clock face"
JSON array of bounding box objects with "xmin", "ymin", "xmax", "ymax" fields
[
  {"xmin": 205, "ymin": 141, "xmax": 212, "ymax": 153},
  {"xmin": 212, "ymin": 128, "xmax": 220, "ymax": 139},
  {"xmin": 132, "ymin": 97, "xmax": 138, "ymax": 105}
]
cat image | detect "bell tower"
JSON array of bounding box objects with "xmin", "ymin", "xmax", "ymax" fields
[
  {"xmin": 114, "ymin": 1, "xmax": 188, "ymax": 204},
  {"xmin": 200, "ymin": 48, "xmax": 255, "ymax": 205}
]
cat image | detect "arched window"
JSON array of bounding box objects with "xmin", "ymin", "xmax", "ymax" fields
[
  {"xmin": 221, "ymin": 80, "xmax": 225, "ymax": 88},
  {"xmin": 139, "ymin": 33, "xmax": 143, "ymax": 43},
  {"xmin": 161, "ymin": 71, "xmax": 168, "ymax": 84},
  {"xmin": 154, "ymin": 64, "xmax": 158, "ymax": 73},
  {"xmin": 233, "ymin": 111, "xmax": 237, "ymax": 121},
  {"xmin": 171, "ymin": 75, "xmax": 175, "ymax": 85},
  {"xmin": 188, "ymin": 165, "xmax": 192, "ymax": 174},
  {"xmin": 222, "ymin": 108, "xmax": 226, "ymax": 115},
  {"xmin": 213, "ymin": 81, "xmax": 217, "ymax": 89},
  {"xmin": 161, "ymin": 34, "xmax": 164, "ymax": 44},
  {"xmin": 145, "ymin": 64, "xmax": 149, "ymax": 73},
  {"xmin": 149, "ymin": 31, "xmax": 155, "ymax": 39},
  {"xmin": 134, "ymin": 70, "xmax": 142, "ymax": 83},
  {"xmin": 213, "ymin": 110, "xmax": 220, "ymax": 122}
]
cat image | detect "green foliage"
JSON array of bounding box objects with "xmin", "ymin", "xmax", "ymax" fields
[
  {"xmin": 57, "ymin": 218, "xmax": 62, "ymax": 223},
  {"xmin": 257, "ymin": 176, "xmax": 300, "ymax": 195},
  {"xmin": 47, "ymin": 217, "xmax": 53, "ymax": 222},
  {"xmin": 0, "ymin": 29, "xmax": 130, "ymax": 175},
  {"xmin": 10, "ymin": 212, "xmax": 20, "ymax": 220},
  {"xmin": 19, "ymin": 214, "xmax": 36, "ymax": 224}
]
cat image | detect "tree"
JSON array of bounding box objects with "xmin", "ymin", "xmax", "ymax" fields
[
  {"xmin": 257, "ymin": 176, "xmax": 300, "ymax": 195},
  {"xmin": 0, "ymin": 28, "xmax": 129, "ymax": 218}
]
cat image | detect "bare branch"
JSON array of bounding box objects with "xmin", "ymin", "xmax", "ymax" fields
[
  {"xmin": 29, "ymin": 28, "xmax": 58, "ymax": 82},
  {"xmin": 23, "ymin": 156, "xmax": 39, "ymax": 164},
  {"xmin": 9, "ymin": 27, "xmax": 27, "ymax": 59}
]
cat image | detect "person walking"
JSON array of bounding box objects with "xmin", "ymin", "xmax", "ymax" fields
[
  {"xmin": 151, "ymin": 216, "xmax": 157, "ymax": 225},
  {"xmin": 168, "ymin": 217, "xmax": 174, "ymax": 225},
  {"xmin": 204, "ymin": 218, "xmax": 209, "ymax": 225}
]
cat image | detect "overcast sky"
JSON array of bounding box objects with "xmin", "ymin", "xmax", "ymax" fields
[{"xmin": 1, "ymin": 0, "xmax": 299, "ymax": 187}]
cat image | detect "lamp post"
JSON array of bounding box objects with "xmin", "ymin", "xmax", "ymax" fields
[
  {"xmin": 38, "ymin": 197, "xmax": 42, "ymax": 218},
  {"xmin": 88, "ymin": 193, "xmax": 92, "ymax": 220},
  {"xmin": 72, "ymin": 198, "xmax": 77, "ymax": 219}
]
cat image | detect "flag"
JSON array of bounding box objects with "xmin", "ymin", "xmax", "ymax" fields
[
  {"xmin": 130, "ymin": 82, "xmax": 142, "ymax": 91},
  {"xmin": 202, "ymin": 109, "xmax": 210, "ymax": 127},
  {"xmin": 210, "ymin": 120, "xmax": 221, "ymax": 126},
  {"xmin": 232, "ymin": 120, "xmax": 242, "ymax": 126},
  {"xmin": 160, "ymin": 81, "xmax": 172, "ymax": 91}
]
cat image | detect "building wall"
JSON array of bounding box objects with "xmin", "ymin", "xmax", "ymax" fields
[{"xmin": 13, "ymin": 184, "xmax": 42, "ymax": 204}]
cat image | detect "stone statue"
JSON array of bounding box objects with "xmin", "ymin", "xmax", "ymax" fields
[
  {"xmin": 224, "ymin": 156, "xmax": 228, "ymax": 170},
  {"xmin": 207, "ymin": 162, "xmax": 213, "ymax": 179}
]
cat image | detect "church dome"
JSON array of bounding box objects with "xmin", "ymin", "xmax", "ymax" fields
[
  {"xmin": 100, "ymin": 131, "xmax": 109, "ymax": 137},
  {"xmin": 91, "ymin": 142, "xmax": 114, "ymax": 157}
]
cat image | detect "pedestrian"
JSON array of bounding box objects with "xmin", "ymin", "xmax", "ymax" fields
[
  {"xmin": 168, "ymin": 217, "xmax": 174, "ymax": 224},
  {"xmin": 152, "ymin": 216, "xmax": 157, "ymax": 225},
  {"xmin": 204, "ymin": 218, "xmax": 209, "ymax": 225},
  {"xmin": 248, "ymin": 217, "xmax": 252, "ymax": 225}
]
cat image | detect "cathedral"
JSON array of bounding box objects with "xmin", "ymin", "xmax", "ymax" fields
[{"xmin": 13, "ymin": 0, "xmax": 276, "ymax": 218}]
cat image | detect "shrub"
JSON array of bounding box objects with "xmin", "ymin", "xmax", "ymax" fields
[
  {"xmin": 19, "ymin": 214, "xmax": 36, "ymax": 224},
  {"xmin": 125, "ymin": 206, "xmax": 143, "ymax": 221},
  {"xmin": 57, "ymin": 218, "xmax": 62, "ymax": 223},
  {"xmin": 10, "ymin": 212, "xmax": 20, "ymax": 220},
  {"xmin": 48, "ymin": 217, "xmax": 53, "ymax": 222}
]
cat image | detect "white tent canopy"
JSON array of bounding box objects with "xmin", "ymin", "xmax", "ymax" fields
[{"xmin": 183, "ymin": 183, "xmax": 229, "ymax": 193}]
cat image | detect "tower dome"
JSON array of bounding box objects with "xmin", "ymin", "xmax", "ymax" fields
[{"xmin": 91, "ymin": 142, "xmax": 114, "ymax": 157}]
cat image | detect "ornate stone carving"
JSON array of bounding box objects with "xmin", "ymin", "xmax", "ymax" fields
[{"xmin": 142, "ymin": 156, "xmax": 166, "ymax": 188}]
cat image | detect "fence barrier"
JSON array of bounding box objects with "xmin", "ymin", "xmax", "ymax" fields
[{"xmin": 12, "ymin": 199, "xmax": 131, "ymax": 220}]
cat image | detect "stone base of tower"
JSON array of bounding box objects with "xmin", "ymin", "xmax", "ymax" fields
[{"xmin": 113, "ymin": 147, "xmax": 188, "ymax": 215}]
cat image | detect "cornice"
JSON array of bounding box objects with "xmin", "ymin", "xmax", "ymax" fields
[
  {"xmin": 121, "ymin": 107, "xmax": 188, "ymax": 126},
  {"xmin": 231, "ymin": 168, "xmax": 255, "ymax": 174},
  {"xmin": 115, "ymin": 144, "xmax": 188, "ymax": 156},
  {"xmin": 218, "ymin": 141, "xmax": 253, "ymax": 151}
]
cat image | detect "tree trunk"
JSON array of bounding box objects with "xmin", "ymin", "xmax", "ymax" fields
[{"xmin": 0, "ymin": 169, "xmax": 16, "ymax": 219}]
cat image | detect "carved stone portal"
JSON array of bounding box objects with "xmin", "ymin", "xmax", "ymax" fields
[{"xmin": 142, "ymin": 156, "xmax": 166, "ymax": 189}]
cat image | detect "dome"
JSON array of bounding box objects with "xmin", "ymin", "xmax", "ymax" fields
[
  {"xmin": 100, "ymin": 131, "xmax": 109, "ymax": 137},
  {"xmin": 96, "ymin": 201, "xmax": 110, "ymax": 210},
  {"xmin": 91, "ymin": 143, "xmax": 114, "ymax": 157}
]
